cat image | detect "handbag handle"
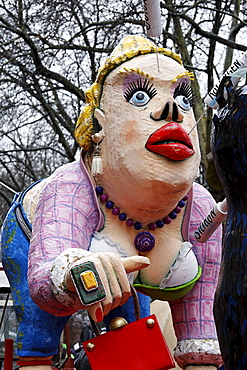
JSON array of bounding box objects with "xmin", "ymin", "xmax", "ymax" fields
[
  {"xmin": 130, "ymin": 284, "xmax": 141, "ymax": 320},
  {"xmin": 89, "ymin": 316, "xmax": 101, "ymax": 337},
  {"xmin": 88, "ymin": 285, "xmax": 141, "ymax": 336}
]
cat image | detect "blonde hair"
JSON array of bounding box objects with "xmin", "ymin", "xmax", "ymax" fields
[{"xmin": 74, "ymin": 35, "xmax": 182, "ymax": 150}]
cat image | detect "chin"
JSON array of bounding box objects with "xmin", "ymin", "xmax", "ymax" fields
[{"xmin": 144, "ymin": 158, "xmax": 199, "ymax": 188}]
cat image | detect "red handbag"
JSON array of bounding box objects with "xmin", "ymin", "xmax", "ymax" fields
[{"xmin": 83, "ymin": 287, "xmax": 175, "ymax": 370}]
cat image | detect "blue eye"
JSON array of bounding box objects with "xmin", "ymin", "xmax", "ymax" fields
[
  {"xmin": 173, "ymin": 82, "xmax": 195, "ymax": 111},
  {"xmin": 175, "ymin": 95, "xmax": 191, "ymax": 111},
  {"xmin": 124, "ymin": 79, "xmax": 157, "ymax": 107},
  {"xmin": 129, "ymin": 91, "xmax": 151, "ymax": 106}
]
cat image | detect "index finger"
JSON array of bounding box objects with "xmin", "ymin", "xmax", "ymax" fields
[{"xmin": 121, "ymin": 255, "xmax": 150, "ymax": 274}]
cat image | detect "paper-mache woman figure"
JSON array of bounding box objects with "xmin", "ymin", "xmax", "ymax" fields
[{"xmin": 1, "ymin": 35, "xmax": 223, "ymax": 369}]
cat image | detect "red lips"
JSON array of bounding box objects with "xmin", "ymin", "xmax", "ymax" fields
[{"xmin": 145, "ymin": 122, "xmax": 195, "ymax": 161}]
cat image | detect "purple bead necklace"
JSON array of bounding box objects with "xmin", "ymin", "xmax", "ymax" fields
[{"xmin": 95, "ymin": 186, "xmax": 188, "ymax": 253}]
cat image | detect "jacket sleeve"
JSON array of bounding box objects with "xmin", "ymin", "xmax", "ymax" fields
[
  {"xmin": 28, "ymin": 160, "xmax": 103, "ymax": 316},
  {"xmin": 170, "ymin": 182, "xmax": 223, "ymax": 368}
]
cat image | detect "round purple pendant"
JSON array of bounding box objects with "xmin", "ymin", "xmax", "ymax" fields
[{"xmin": 134, "ymin": 231, "xmax": 155, "ymax": 252}]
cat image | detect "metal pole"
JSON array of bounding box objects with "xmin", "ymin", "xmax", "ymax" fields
[
  {"xmin": 4, "ymin": 339, "xmax": 13, "ymax": 370},
  {"xmin": 0, "ymin": 294, "xmax": 9, "ymax": 331}
]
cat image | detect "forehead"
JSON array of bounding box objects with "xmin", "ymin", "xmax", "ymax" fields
[{"xmin": 104, "ymin": 53, "xmax": 186, "ymax": 85}]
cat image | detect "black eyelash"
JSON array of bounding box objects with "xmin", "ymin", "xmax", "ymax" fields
[
  {"xmin": 124, "ymin": 79, "xmax": 157, "ymax": 102},
  {"xmin": 174, "ymin": 82, "xmax": 196, "ymax": 106}
]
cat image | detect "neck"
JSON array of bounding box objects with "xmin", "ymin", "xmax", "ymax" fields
[
  {"xmin": 95, "ymin": 185, "xmax": 188, "ymax": 229},
  {"xmin": 97, "ymin": 184, "xmax": 189, "ymax": 227}
]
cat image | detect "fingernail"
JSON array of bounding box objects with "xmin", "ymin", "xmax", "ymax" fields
[{"xmin": 96, "ymin": 307, "xmax": 103, "ymax": 322}]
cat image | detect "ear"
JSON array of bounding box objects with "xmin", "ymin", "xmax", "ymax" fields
[
  {"xmin": 94, "ymin": 108, "xmax": 106, "ymax": 129},
  {"xmin": 92, "ymin": 108, "xmax": 106, "ymax": 143}
]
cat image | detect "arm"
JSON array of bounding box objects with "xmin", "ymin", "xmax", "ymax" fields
[{"xmin": 28, "ymin": 160, "xmax": 102, "ymax": 316}]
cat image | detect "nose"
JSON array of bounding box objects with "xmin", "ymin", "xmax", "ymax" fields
[{"xmin": 150, "ymin": 100, "xmax": 184, "ymax": 123}]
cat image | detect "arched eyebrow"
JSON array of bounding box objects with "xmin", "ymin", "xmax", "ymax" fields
[
  {"xmin": 172, "ymin": 71, "xmax": 194, "ymax": 83},
  {"xmin": 118, "ymin": 67, "xmax": 154, "ymax": 80}
]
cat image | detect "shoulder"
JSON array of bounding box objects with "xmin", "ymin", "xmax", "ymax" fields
[
  {"xmin": 182, "ymin": 182, "xmax": 216, "ymax": 240},
  {"xmin": 192, "ymin": 182, "xmax": 216, "ymax": 218},
  {"xmin": 42, "ymin": 160, "xmax": 93, "ymax": 199}
]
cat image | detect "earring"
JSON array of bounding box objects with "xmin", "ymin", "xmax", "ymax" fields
[{"xmin": 91, "ymin": 134, "xmax": 103, "ymax": 176}]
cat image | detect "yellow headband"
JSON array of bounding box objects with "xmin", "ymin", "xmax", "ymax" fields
[{"xmin": 74, "ymin": 35, "xmax": 182, "ymax": 150}]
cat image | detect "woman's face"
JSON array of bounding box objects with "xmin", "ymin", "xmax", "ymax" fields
[{"xmin": 95, "ymin": 53, "xmax": 201, "ymax": 207}]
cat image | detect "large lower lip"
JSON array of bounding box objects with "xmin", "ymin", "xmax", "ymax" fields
[{"xmin": 145, "ymin": 122, "xmax": 195, "ymax": 161}]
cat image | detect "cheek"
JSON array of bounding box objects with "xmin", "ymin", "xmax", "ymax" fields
[
  {"xmin": 103, "ymin": 107, "xmax": 140, "ymax": 146},
  {"xmin": 121, "ymin": 119, "xmax": 140, "ymax": 146}
]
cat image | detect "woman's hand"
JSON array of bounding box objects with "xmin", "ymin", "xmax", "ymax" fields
[{"xmin": 65, "ymin": 252, "xmax": 150, "ymax": 322}]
